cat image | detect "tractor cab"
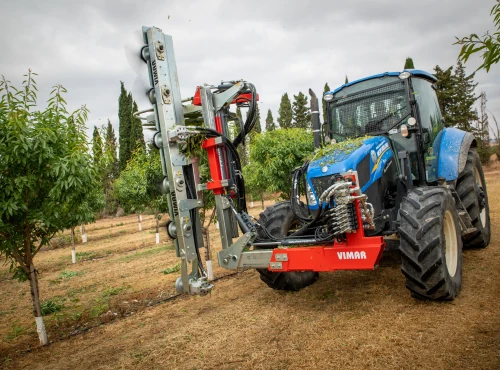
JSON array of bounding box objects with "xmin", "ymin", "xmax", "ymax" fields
[{"xmin": 323, "ymin": 70, "xmax": 444, "ymax": 185}]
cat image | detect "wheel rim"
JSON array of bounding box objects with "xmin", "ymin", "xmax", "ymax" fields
[
  {"xmin": 444, "ymin": 210, "xmax": 458, "ymax": 277},
  {"xmin": 474, "ymin": 168, "xmax": 487, "ymax": 228}
]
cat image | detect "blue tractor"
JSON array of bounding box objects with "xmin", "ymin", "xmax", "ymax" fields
[
  {"xmin": 256, "ymin": 70, "xmax": 490, "ymax": 300},
  {"xmin": 139, "ymin": 27, "xmax": 489, "ymax": 301}
]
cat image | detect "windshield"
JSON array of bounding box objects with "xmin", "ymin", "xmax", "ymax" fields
[{"xmin": 328, "ymin": 80, "xmax": 410, "ymax": 141}]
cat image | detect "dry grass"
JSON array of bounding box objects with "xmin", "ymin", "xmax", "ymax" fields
[{"xmin": 1, "ymin": 177, "xmax": 499, "ymax": 369}]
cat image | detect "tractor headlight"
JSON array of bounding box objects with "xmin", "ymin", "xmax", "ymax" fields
[
  {"xmin": 307, "ymin": 183, "xmax": 317, "ymax": 206},
  {"xmin": 399, "ymin": 71, "xmax": 411, "ymax": 79},
  {"xmin": 324, "ymin": 94, "xmax": 334, "ymax": 102}
]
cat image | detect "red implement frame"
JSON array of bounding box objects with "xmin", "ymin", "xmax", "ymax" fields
[{"xmin": 268, "ymin": 200, "xmax": 385, "ymax": 272}]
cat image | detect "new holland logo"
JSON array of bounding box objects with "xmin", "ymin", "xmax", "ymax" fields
[{"xmin": 337, "ymin": 251, "xmax": 367, "ymax": 259}]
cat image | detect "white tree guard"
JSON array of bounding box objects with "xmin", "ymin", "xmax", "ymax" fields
[
  {"xmin": 156, "ymin": 233, "xmax": 160, "ymax": 244},
  {"xmin": 71, "ymin": 250, "xmax": 76, "ymax": 264},
  {"xmin": 35, "ymin": 316, "xmax": 48, "ymax": 345},
  {"xmin": 206, "ymin": 260, "xmax": 214, "ymax": 281}
]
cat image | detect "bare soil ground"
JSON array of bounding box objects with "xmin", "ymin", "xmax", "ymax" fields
[{"xmin": 1, "ymin": 172, "xmax": 499, "ymax": 370}]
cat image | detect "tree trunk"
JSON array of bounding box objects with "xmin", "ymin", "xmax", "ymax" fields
[
  {"xmin": 249, "ymin": 194, "xmax": 254, "ymax": 208},
  {"xmin": 260, "ymin": 191, "xmax": 265, "ymax": 210},
  {"xmin": 81, "ymin": 224, "xmax": 87, "ymax": 243},
  {"xmin": 155, "ymin": 215, "xmax": 160, "ymax": 244},
  {"xmin": 29, "ymin": 263, "xmax": 48, "ymax": 345},
  {"xmin": 138, "ymin": 214, "xmax": 142, "ymax": 231},
  {"xmin": 71, "ymin": 226, "xmax": 76, "ymax": 264}
]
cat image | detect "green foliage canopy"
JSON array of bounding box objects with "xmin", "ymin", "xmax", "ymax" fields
[
  {"xmin": 0, "ymin": 72, "xmax": 99, "ymax": 280},
  {"xmin": 245, "ymin": 129, "xmax": 314, "ymax": 198}
]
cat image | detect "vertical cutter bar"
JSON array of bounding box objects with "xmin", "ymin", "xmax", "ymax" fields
[{"xmin": 143, "ymin": 27, "xmax": 201, "ymax": 293}]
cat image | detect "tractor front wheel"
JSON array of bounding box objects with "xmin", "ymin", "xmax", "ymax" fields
[
  {"xmin": 255, "ymin": 202, "xmax": 319, "ymax": 291},
  {"xmin": 456, "ymin": 149, "xmax": 490, "ymax": 248},
  {"xmin": 399, "ymin": 188, "xmax": 463, "ymax": 300}
]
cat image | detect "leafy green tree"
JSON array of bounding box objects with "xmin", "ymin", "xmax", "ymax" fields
[
  {"xmin": 292, "ymin": 92, "xmax": 310, "ymax": 129},
  {"xmin": 455, "ymin": 1, "xmax": 500, "ymax": 72},
  {"xmin": 404, "ymin": 57, "xmax": 415, "ymax": 69},
  {"xmin": 118, "ymin": 82, "xmax": 132, "ymax": 171},
  {"xmin": 246, "ymin": 129, "xmax": 314, "ymax": 198},
  {"xmin": 265, "ymin": 109, "xmax": 277, "ymax": 131},
  {"xmin": 277, "ymin": 93, "xmax": 293, "ymax": 129},
  {"xmin": 103, "ymin": 120, "xmax": 119, "ymax": 214},
  {"xmin": 434, "ymin": 63, "xmax": 478, "ymax": 130},
  {"xmin": 434, "ymin": 65, "xmax": 455, "ymax": 125},
  {"xmin": 92, "ymin": 126, "xmax": 103, "ymax": 166},
  {"xmin": 252, "ymin": 103, "xmax": 262, "ymax": 134},
  {"xmin": 345, "ymin": 76, "xmax": 349, "ymax": 84},
  {"xmin": 0, "ymin": 72, "xmax": 98, "ymax": 345},
  {"xmin": 130, "ymin": 100, "xmax": 145, "ymax": 151},
  {"xmin": 451, "ymin": 61, "xmax": 478, "ymax": 132},
  {"xmin": 114, "ymin": 146, "xmax": 168, "ymax": 234},
  {"xmin": 322, "ymin": 83, "xmax": 330, "ymax": 123}
]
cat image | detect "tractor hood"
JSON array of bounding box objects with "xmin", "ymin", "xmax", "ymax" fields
[{"xmin": 306, "ymin": 136, "xmax": 393, "ymax": 209}]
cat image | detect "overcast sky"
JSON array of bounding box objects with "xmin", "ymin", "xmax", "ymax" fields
[{"xmin": 1, "ymin": 0, "xmax": 499, "ymax": 141}]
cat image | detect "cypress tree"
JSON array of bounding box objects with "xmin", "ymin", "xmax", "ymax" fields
[
  {"xmin": 252, "ymin": 103, "xmax": 262, "ymax": 134},
  {"xmin": 265, "ymin": 109, "xmax": 277, "ymax": 131},
  {"xmin": 130, "ymin": 100, "xmax": 145, "ymax": 151},
  {"xmin": 451, "ymin": 61, "xmax": 478, "ymax": 132},
  {"xmin": 404, "ymin": 57, "xmax": 415, "ymax": 69},
  {"xmin": 104, "ymin": 119, "xmax": 119, "ymax": 180},
  {"xmin": 292, "ymin": 92, "xmax": 310, "ymax": 129},
  {"xmin": 92, "ymin": 126, "xmax": 103, "ymax": 167},
  {"xmin": 345, "ymin": 76, "xmax": 349, "ymax": 84},
  {"xmin": 322, "ymin": 83, "xmax": 330, "ymax": 124},
  {"xmin": 118, "ymin": 82, "xmax": 132, "ymax": 171},
  {"xmin": 277, "ymin": 93, "xmax": 293, "ymax": 128}
]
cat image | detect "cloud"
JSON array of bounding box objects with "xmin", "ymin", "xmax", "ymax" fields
[{"xmin": 1, "ymin": 0, "xmax": 499, "ymax": 141}]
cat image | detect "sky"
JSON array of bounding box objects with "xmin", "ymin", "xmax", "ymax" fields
[{"xmin": 1, "ymin": 0, "xmax": 499, "ymax": 142}]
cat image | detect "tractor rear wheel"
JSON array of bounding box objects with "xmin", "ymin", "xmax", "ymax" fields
[
  {"xmin": 255, "ymin": 202, "xmax": 319, "ymax": 291},
  {"xmin": 399, "ymin": 187, "xmax": 463, "ymax": 300},
  {"xmin": 456, "ymin": 149, "xmax": 490, "ymax": 248}
]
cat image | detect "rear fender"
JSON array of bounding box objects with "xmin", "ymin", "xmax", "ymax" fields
[{"xmin": 437, "ymin": 128, "xmax": 476, "ymax": 181}]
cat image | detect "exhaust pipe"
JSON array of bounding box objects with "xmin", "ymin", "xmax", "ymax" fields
[{"xmin": 309, "ymin": 89, "xmax": 321, "ymax": 149}]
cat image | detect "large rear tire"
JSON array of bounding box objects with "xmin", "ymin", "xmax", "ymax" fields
[
  {"xmin": 399, "ymin": 188, "xmax": 463, "ymax": 300},
  {"xmin": 256, "ymin": 202, "xmax": 319, "ymax": 291},
  {"xmin": 456, "ymin": 149, "xmax": 490, "ymax": 248}
]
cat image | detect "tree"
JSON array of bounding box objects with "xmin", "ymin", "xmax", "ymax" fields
[
  {"xmin": 118, "ymin": 82, "xmax": 132, "ymax": 171},
  {"xmin": 92, "ymin": 126, "xmax": 103, "ymax": 166},
  {"xmin": 455, "ymin": 1, "xmax": 500, "ymax": 72},
  {"xmin": 344, "ymin": 76, "xmax": 349, "ymax": 84},
  {"xmin": 130, "ymin": 100, "xmax": 145, "ymax": 152},
  {"xmin": 404, "ymin": 57, "xmax": 415, "ymax": 69},
  {"xmin": 265, "ymin": 109, "xmax": 277, "ymax": 131},
  {"xmin": 451, "ymin": 61, "xmax": 478, "ymax": 132},
  {"xmin": 292, "ymin": 92, "xmax": 310, "ymax": 129},
  {"xmin": 434, "ymin": 65, "xmax": 455, "ymax": 125},
  {"xmin": 252, "ymin": 103, "xmax": 261, "ymax": 134},
  {"xmin": 0, "ymin": 72, "xmax": 98, "ymax": 345},
  {"xmin": 322, "ymin": 83, "xmax": 330, "ymax": 124},
  {"xmin": 103, "ymin": 120, "xmax": 119, "ymax": 214},
  {"xmin": 434, "ymin": 62, "xmax": 478, "ymax": 130},
  {"xmin": 114, "ymin": 146, "xmax": 168, "ymax": 237},
  {"xmin": 277, "ymin": 93, "xmax": 293, "ymax": 129},
  {"xmin": 246, "ymin": 129, "xmax": 314, "ymax": 198}
]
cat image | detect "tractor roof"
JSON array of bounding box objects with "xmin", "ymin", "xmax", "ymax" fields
[{"xmin": 328, "ymin": 69, "xmax": 437, "ymax": 96}]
